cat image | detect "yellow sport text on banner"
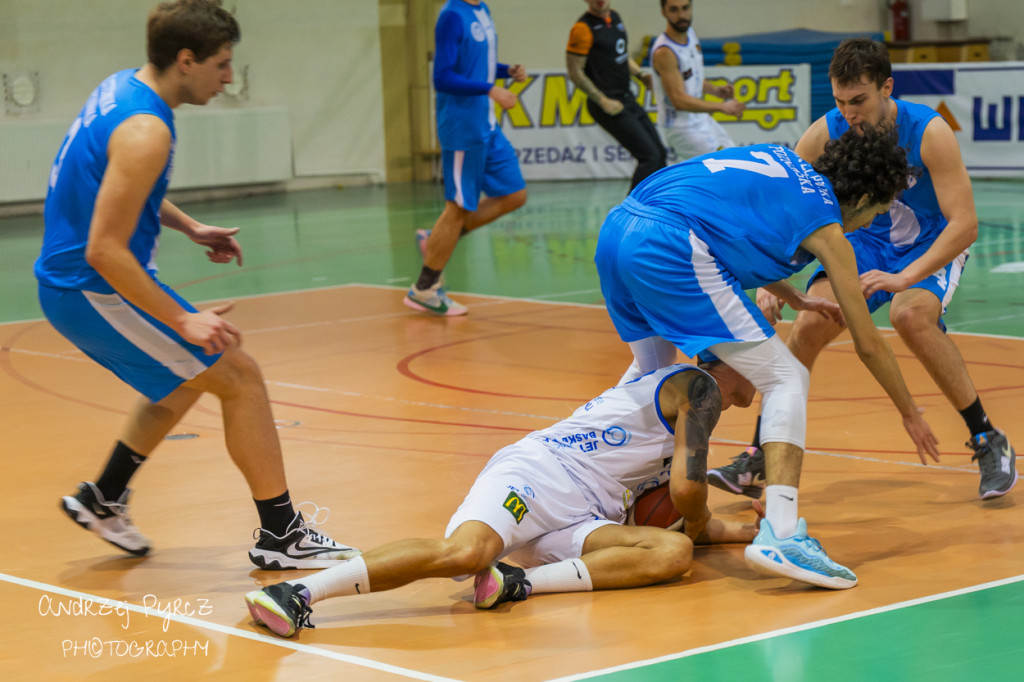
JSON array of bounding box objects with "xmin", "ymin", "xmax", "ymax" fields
[{"xmin": 497, "ymin": 64, "xmax": 811, "ymax": 181}]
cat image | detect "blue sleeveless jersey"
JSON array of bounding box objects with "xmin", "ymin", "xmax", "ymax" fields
[
  {"xmin": 36, "ymin": 69, "xmax": 175, "ymax": 293},
  {"xmin": 629, "ymin": 144, "xmax": 842, "ymax": 289},
  {"xmin": 826, "ymin": 99, "xmax": 944, "ymax": 252},
  {"xmin": 434, "ymin": 0, "xmax": 498, "ymax": 149}
]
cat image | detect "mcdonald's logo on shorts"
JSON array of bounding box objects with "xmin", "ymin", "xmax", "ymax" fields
[{"xmin": 502, "ymin": 491, "xmax": 530, "ymax": 524}]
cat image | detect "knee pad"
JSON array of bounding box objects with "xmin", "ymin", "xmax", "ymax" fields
[
  {"xmin": 621, "ymin": 337, "xmax": 678, "ymax": 384},
  {"xmin": 709, "ymin": 336, "xmax": 809, "ymax": 449}
]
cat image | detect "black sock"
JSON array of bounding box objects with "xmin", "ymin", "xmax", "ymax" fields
[
  {"xmin": 960, "ymin": 397, "xmax": 994, "ymax": 437},
  {"xmin": 415, "ymin": 266, "xmax": 442, "ymax": 291},
  {"xmin": 254, "ymin": 491, "xmax": 296, "ymax": 536},
  {"xmin": 95, "ymin": 441, "xmax": 146, "ymax": 502},
  {"xmin": 751, "ymin": 416, "xmax": 762, "ymax": 449}
]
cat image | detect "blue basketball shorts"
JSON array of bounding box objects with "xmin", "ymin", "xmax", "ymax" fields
[
  {"xmin": 442, "ymin": 128, "xmax": 525, "ymax": 212},
  {"xmin": 594, "ymin": 200, "xmax": 775, "ymax": 358},
  {"xmin": 38, "ymin": 281, "xmax": 222, "ymax": 403},
  {"xmin": 806, "ymin": 228, "xmax": 968, "ymax": 317}
]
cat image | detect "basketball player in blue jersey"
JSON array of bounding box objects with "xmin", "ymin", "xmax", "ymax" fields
[
  {"xmin": 404, "ymin": 0, "xmax": 528, "ymax": 317},
  {"xmin": 245, "ymin": 362, "xmax": 761, "ymax": 638},
  {"xmin": 714, "ymin": 38, "xmax": 1018, "ymax": 501},
  {"xmin": 595, "ymin": 127, "xmax": 940, "ymax": 589},
  {"xmin": 36, "ymin": 0, "xmax": 356, "ymax": 569}
]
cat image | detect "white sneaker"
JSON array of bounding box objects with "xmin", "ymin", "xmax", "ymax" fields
[
  {"xmin": 61, "ymin": 482, "xmax": 151, "ymax": 556},
  {"xmin": 403, "ymin": 282, "xmax": 467, "ymax": 316}
]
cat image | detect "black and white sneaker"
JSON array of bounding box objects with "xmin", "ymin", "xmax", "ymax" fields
[
  {"xmin": 61, "ymin": 482, "xmax": 151, "ymax": 556},
  {"xmin": 248, "ymin": 505, "xmax": 361, "ymax": 570}
]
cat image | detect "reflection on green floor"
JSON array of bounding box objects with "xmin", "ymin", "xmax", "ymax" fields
[
  {"xmin": 585, "ymin": 577, "xmax": 1024, "ymax": 682},
  {"xmin": 5, "ymin": 179, "xmax": 1024, "ymax": 333},
  {"xmin": 3, "ymin": 179, "xmax": 1024, "ymax": 681}
]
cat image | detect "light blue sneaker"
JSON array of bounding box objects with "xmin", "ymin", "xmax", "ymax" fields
[{"xmin": 744, "ymin": 518, "xmax": 857, "ymax": 590}]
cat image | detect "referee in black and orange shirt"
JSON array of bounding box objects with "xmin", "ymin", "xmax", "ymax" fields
[{"xmin": 567, "ymin": 0, "xmax": 666, "ymax": 189}]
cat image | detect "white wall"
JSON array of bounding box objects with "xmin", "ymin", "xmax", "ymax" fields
[
  {"xmin": 488, "ymin": 1, "xmax": 1024, "ymax": 67},
  {"xmin": 0, "ymin": 0, "xmax": 386, "ymax": 183},
  {"xmin": 488, "ymin": 0, "xmax": 889, "ymax": 70}
]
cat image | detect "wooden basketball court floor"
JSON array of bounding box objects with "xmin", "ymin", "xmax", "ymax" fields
[{"xmin": 1, "ymin": 179, "xmax": 1023, "ymax": 680}]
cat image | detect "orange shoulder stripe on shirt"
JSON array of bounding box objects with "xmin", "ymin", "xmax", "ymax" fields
[{"xmin": 566, "ymin": 21, "xmax": 593, "ymax": 55}]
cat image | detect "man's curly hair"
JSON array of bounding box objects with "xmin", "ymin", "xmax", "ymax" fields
[{"xmin": 812, "ymin": 125, "xmax": 910, "ymax": 207}]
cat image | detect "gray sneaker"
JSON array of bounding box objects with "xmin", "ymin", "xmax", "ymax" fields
[
  {"xmin": 968, "ymin": 430, "xmax": 1018, "ymax": 499},
  {"xmin": 708, "ymin": 447, "xmax": 766, "ymax": 498}
]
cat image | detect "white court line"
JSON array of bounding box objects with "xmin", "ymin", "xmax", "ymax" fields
[
  {"xmin": 711, "ymin": 436, "xmax": 977, "ymax": 473},
  {"xmin": 0, "ymin": 572, "xmax": 461, "ymax": 682},
  {"xmin": 4, "ymin": 283, "xmax": 1023, "ymax": 334},
  {"xmin": 549, "ymin": 573, "xmax": 1024, "ymax": 681},
  {"xmin": 2, "ymin": 348, "xmax": 90, "ymax": 362}
]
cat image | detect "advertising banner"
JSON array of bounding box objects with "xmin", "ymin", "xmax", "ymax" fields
[
  {"xmin": 893, "ymin": 62, "xmax": 1024, "ymax": 178},
  {"xmin": 497, "ymin": 64, "xmax": 811, "ymax": 180}
]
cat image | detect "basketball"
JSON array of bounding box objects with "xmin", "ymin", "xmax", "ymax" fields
[{"xmin": 628, "ymin": 483, "xmax": 683, "ymax": 531}]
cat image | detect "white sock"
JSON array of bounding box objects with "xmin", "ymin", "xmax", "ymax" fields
[
  {"xmin": 287, "ymin": 555, "xmax": 370, "ymax": 605},
  {"xmin": 523, "ymin": 558, "xmax": 593, "ymax": 594},
  {"xmin": 765, "ymin": 485, "xmax": 799, "ymax": 539}
]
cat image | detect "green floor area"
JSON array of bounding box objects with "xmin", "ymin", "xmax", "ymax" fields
[
  {"xmin": 585, "ymin": 578, "xmax": 1024, "ymax": 682},
  {"xmin": 5, "ymin": 178, "xmax": 1024, "ymax": 334}
]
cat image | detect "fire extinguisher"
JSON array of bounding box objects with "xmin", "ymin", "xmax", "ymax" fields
[{"xmin": 888, "ymin": 0, "xmax": 910, "ymax": 41}]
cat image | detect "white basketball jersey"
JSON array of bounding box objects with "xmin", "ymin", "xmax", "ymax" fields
[
  {"xmin": 650, "ymin": 27, "xmax": 705, "ymax": 129},
  {"xmin": 526, "ymin": 364, "xmax": 703, "ymax": 513}
]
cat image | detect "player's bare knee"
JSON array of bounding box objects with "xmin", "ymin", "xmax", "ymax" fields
[
  {"xmin": 191, "ymin": 347, "xmax": 265, "ymax": 397},
  {"xmin": 789, "ymin": 311, "xmax": 840, "ymax": 362},
  {"xmin": 649, "ymin": 533, "xmax": 693, "ymax": 581},
  {"xmin": 438, "ymin": 537, "xmax": 495, "ymax": 575},
  {"xmin": 889, "ymin": 303, "xmax": 936, "ymax": 340}
]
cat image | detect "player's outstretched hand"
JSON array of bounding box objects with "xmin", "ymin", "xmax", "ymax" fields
[
  {"xmin": 190, "ymin": 224, "xmax": 243, "ymax": 266},
  {"xmin": 489, "ymin": 85, "xmax": 518, "ymax": 110},
  {"xmin": 720, "ymin": 99, "xmax": 746, "ymax": 117},
  {"xmin": 756, "ymin": 288, "xmax": 785, "ymax": 325},
  {"xmin": 903, "ymin": 410, "xmax": 940, "ymax": 464},
  {"xmin": 787, "ymin": 291, "xmax": 845, "ymax": 327},
  {"xmin": 600, "ymin": 96, "xmax": 624, "ymax": 117},
  {"xmin": 751, "ymin": 498, "xmax": 765, "ymax": 531},
  {"xmin": 694, "ymin": 505, "xmax": 761, "ymax": 545},
  {"xmin": 507, "ymin": 64, "xmax": 527, "ymax": 83},
  {"xmin": 181, "ymin": 303, "xmax": 241, "ymax": 355},
  {"xmin": 683, "ymin": 504, "xmax": 711, "ymax": 544},
  {"xmin": 860, "ymin": 268, "xmax": 909, "ymax": 297}
]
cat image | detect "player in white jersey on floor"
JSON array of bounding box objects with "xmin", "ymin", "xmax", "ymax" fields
[
  {"xmin": 245, "ymin": 361, "xmax": 760, "ymax": 638},
  {"xmin": 595, "ymin": 127, "xmax": 940, "ymax": 590},
  {"xmin": 650, "ymin": 0, "xmax": 744, "ymax": 163}
]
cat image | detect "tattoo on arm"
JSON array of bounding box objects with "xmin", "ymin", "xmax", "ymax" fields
[
  {"xmin": 684, "ymin": 373, "xmax": 722, "ymax": 484},
  {"xmin": 567, "ymin": 54, "xmax": 606, "ymax": 102}
]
